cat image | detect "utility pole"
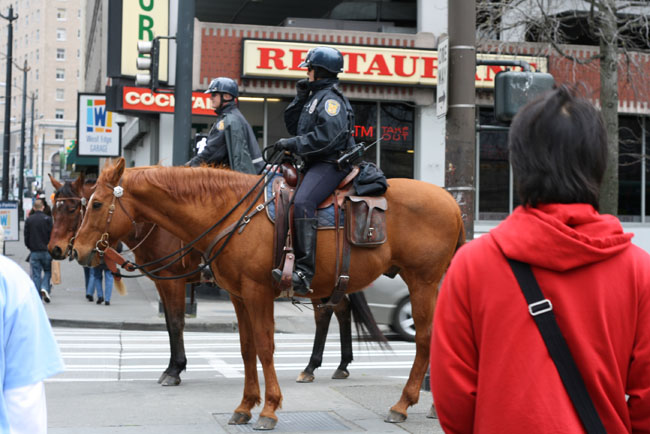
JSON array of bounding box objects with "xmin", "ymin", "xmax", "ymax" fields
[
  {"xmin": 29, "ymin": 92, "xmax": 35, "ymax": 170},
  {"xmin": 0, "ymin": 5, "xmax": 17, "ymax": 201},
  {"xmin": 172, "ymin": 0, "xmax": 195, "ymax": 166},
  {"xmin": 445, "ymin": 0, "xmax": 476, "ymax": 239},
  {"xmin": 18, "ymin": 60, "xmax": 28, "ymax": 219}
]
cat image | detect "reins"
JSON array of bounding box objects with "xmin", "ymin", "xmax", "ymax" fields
[{"xmin": 97, "ymin": 153, "xmax": 285, "ymax": 281}]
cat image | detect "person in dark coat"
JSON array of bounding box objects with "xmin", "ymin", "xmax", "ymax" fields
[
  {"xmin": 24, "ymin": 199, "xmax": 53, "ymax": 302},
  {"xmin": 187, "ymin": 77, "xmax": 264, "ymax": 174},
  {"xmin": 271, "ymin": 46, "xmax": 355, "ymax": 295}
]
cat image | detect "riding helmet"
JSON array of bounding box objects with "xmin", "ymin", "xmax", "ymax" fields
[
  {"xmin": 299, "ymin": 47, "xmax": 344, "ymax": 74},
  {"xmin": 204, "ymin": 77, "xmax": 239, "ymax": 98}
]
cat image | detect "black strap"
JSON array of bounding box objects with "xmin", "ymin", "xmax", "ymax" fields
[{"xmin": 507, "ymin": 259, "xmax": 607, "ymax": 434}]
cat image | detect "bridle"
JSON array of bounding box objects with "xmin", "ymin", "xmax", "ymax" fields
[
  {"xmin": 53, "ymin": 192, "xmax": 87, "ymax": 259},
  {"xmin": 94, "ymin": 181, "xmax": 139, "ymax": 258}
]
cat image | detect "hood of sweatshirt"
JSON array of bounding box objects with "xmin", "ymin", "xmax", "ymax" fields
[{"xmin": 490, "ymin": 203, "xmax": 633, "ymax": 272}]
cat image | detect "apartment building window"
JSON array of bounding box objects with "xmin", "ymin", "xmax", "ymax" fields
[
  {"xmin": 77, "ymin": 29, "xmax": 80, "ymax": 38},
  {"xmin": 55, "ymin": 129, "xmax": 64, "ymax": 140},
  {"xmin": 78, "ymin": 9, "xmax": 81, "ymax": 18},
  {"xmin": 56, "ymin": 29, "xmax": 66, "ymax": 41},
  {"xmin": 56, "ymin": 89, "xmax": 64, "ymax": 100},
  {"xmin": 56, "ymin": 48, "xmax": 65, "ymax": 60},
  {"xmin": 35, "ymin": 69, "xmax": 39, "ymax": 80},
  {"xmin": 36, "ymin": 29, "xmax": 39, "ymax": 41},
  {"xmin": 56, "ymin": 69, "xmax": 65, "ymax": 80},
  {"xmin": 57, "ymin": 9, "xmax": 66, "ymax": 20},
  {"xmin": 55, "ymin": 109, "xmax": 64, "ymax": 119},
  {"xmin": 35, "ymin": 49, "xmax": 39, "ymax": 62},
  {"xmin": 77, "ymin": 49, "xmax": 80, "ymax": 58}
]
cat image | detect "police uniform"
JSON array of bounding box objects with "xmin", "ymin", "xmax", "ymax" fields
[
  {"xmin": 282, "ymin": 78, "xmax": 355, "ymax": 219},
  {"xmin": 188, "ymin": 102, "xmax": 264, "ymax": 174}
]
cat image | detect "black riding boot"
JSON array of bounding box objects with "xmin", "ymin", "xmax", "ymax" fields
[{"xmin": 271, "ymin": 218, "xmax": 318, "ymax": 296}]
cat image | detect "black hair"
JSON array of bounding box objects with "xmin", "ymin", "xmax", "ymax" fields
[
  {"xmin": 508, "ymin": 85, "xmax": 607, "ymax": 209},
  {"xmin": 313, "ymin": 66, "xmax": 337, "ymax": 80}
]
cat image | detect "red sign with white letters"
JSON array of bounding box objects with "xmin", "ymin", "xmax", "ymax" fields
[{"xmin": 121, "ymin": 87, "xmax": 216, "ymax": 116}]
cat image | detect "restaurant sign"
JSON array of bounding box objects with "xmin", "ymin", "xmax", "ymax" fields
[
  {"xmin": 242, "ymin": 40, "xmax": 548, "ymax": 88},
  {"xmin": 122, "ymin": 87, "xmax": 216, "ymax": 116}
]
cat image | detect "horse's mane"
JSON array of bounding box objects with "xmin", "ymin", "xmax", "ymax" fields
[
  {"xmin": 55, "ymin": 177, "xmax": 97, "ymax": 199},
  {"xmin": 119, "ymin": 165, "xmax": 257, "ymax": 205}
]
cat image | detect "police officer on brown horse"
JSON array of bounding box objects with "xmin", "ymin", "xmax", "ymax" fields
[
  {"xmin": 188, "ymin": 77, "xmax": 264, "ymax": 173},
  {"xmin": 271, "ymin": 46, "xmax": 355, "ymax": 296}
]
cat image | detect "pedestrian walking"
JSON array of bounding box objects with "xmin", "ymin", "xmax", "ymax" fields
[
  {"xmin": 87, "ymin": 263, "xmax": 114, "ymax": 305},
  {"xmin": 24, "ymin": 199, "xmax": 53, "ymax": 302},
  {"xmin": 0, "ymin": 254, "xmax": 65, "ymax": 433},
  {"xmin": 430, "ymin": 86, "xmax": 650, "ymax": 432}
]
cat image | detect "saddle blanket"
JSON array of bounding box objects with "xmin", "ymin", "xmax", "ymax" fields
[{"xmin": 264, "ymin": 173, "xmax": 344, "ymax": 229}]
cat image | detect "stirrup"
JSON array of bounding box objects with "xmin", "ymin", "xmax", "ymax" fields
[
  {"xmin": 271, "ymin": 268, "xmax": 282, "ymax": 282},
  {"xmin": 293, "ymin": 271, "xmax": 313, "ymax": 296}
]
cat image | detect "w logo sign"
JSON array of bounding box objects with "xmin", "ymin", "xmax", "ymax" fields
[{"xmin": 86, "ymin": 99, "xmax": 113, "ymax": 133}]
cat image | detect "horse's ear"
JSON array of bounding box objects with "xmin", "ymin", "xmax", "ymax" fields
[
  {"xmin": 71, "ymin": 172, "xmax": 85, "ymax": 195},
  {"xmin": 106, "ymin": 157, "xmax": 126, "ymax": 185},
  {"xmin": 48, "ymin": 173, "xmax": 62, "ymax": 191}
]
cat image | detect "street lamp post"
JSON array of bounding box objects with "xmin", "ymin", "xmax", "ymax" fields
[
  {"xmin": 18, "ymin": 60, "xmax": 28, "ymax": 220},
  {"xmin": 0, "ymin": 5, "xmax": 18, "ymax": 201},
  {"xmin": 29, "ymin": 92, "xmax": 35, "ymax": 170}
]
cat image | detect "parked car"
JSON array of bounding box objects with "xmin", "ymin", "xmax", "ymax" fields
[{"xmin": 364, "ymin": 275, "xmax": 414, "ymax": 341}]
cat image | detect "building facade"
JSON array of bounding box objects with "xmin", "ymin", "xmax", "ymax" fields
[{"xmin": 0, "ymin": 0, "xmax": 85, "ymax": 198}]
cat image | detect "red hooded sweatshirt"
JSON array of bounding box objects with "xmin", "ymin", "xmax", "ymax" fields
[{"xmin": 431, "ymin": 204, "xmax": 650, "ymax": 433}]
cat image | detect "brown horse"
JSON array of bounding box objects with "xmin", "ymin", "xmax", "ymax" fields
[
  {"xmin": 48, "ymin": 173, "xmax": 201, "ymax": 386},
  {"xmin": 72, "ymin": 157, "xmax": 464, "ymax": 429},
  {"xmin": 48, "ymin": 172, "xmax": 381, "ymax": 386}
]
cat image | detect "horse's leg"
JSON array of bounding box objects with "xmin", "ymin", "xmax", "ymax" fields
[
  {"xmin": 228, "ymin": 296, "xmax": 261, "ymax": 425},
  {"xmin": 241, "ymin": 284, "xmax": 282, "ymax": 430},
  {"xmin": 332, "ymin": 296, "xmax": 352, "ymax": 379},
  {"xmin": 297, "ymin": 299, "xmax": 334, "ymax": 383},
  {"xmin": 386, "ymin": 273, "xmax": 439, "ymax": 423},
  {"xmin": 155, "ymin": 278, "xmax": 187, "ymax": 386}
]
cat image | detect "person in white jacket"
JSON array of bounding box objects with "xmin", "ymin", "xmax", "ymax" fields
[{"xmin": 0, "ymin": 255, "xmax": 65, "ymax": 433}]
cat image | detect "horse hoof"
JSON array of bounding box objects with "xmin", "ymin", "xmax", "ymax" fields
[
  {"xmin": 331, "ymin": 368, "xmax": 349, "ymax": 380},
  {"xmin": 253, "ymin": 416, "xmax": 277, "ymax": 430},
  {"xmin": 384, "ymin": 409, "xmax": 407, "ymax": 423},
  {"xmin": 157, "ymin": 373, "xmax": 168, "ymax": 384},
  {"xmin": 160, "ymin": 374, "xmax": 181, "ymax": 386},
  {"xmin": 296, "ymin": 371, "xmax": 315, "ymax": 383},
  {"xmin": 228, "ymin": 412, "xmax": 251, "ymax": 425},
  {"xmin": 426, "ymin": 404, "xmax": 438, "ymax": 419}
]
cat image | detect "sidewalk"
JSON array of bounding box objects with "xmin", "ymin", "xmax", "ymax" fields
[{"xmin": 2, "ymin": 234, "xmax": 323, "ymax": 335}]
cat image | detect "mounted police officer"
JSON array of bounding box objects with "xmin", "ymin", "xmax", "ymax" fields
[
  {"xmin": 187, "ymin": 77, "xmax": 264, "ymax": 174},
  {"xmin": 271, "ymin": 46, "xmax": 355, "ymax": 296}
]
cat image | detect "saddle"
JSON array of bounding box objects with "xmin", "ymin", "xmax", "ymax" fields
[{"xmin": 271, "ymin": 163, "xmax": 388, "ymax": 304}]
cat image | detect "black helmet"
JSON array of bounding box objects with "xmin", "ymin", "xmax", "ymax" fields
[
  {"xmin": 204, "ymin": 77, "xmax": 239, "ymax": 98},
  {"xmin": 299, "ymin": 47, "xmax": 344, "ymax": 74}
]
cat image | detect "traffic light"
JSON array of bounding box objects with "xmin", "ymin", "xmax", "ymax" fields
[
  {"xmin": 494, "ymin": 71, "xmax": 555, "ymax": 122},
  {"xmin": 135, "ymin": 38, "xmax": 160, "ymax": 90}
]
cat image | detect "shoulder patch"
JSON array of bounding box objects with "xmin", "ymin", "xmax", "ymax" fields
[
  {"xmin": 308, "ymin": 98, "xmax": 318, "ymax": 114},
  {"xmin": 217, "ymin": 120, "xmax": 225, "ymax": 131},
  {"xmin": 325, "ymin": 99, "xmax": 341, "ymax": 117}
]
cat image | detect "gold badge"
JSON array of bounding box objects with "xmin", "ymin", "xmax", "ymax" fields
[
  {"xmin": 325, "ymin": 99, "xmax": 340, "ymax": 117},
  {"xmin": 217, "ymin": 120, "xmax": 225, "ymax": 131}
]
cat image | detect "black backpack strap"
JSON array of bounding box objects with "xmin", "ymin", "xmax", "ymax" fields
[{"xmin": 507, "ymin": 258, "xmax": 607, "ymax": 434}]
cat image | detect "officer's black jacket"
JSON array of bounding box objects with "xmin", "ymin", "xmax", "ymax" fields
[
  {"xmin": 189, "ymin": 103, "xmax": 264, "ymax": 174},
  {"xmin": 284, "ymin": 78, "xmax": 355, "ymax": 166}
]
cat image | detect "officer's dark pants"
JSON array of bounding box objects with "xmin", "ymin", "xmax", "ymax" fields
[
  {"xmin": 289, "ymin": 162, "xmax": 350, "ymax": 293},
  {"xmin": 294, "ymin": 162, "xmax": 351, "ymax": 218}
]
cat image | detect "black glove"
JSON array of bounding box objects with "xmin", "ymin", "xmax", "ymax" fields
[
  {"xmin": 274, "ymin": 138, "xmax": 294, "ymax": 153},
  {"xmin": 296, "ymin": 79, "xmax": 310, "ymax": 99}
]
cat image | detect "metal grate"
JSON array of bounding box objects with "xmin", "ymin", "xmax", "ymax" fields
[{"xmin": 215, "ymin": 411, "xmax": 353, "ymax": 432}]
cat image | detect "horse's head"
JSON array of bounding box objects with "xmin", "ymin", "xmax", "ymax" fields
[
  {"xmin": 48, "ymin": 173, "xmax": 89, "ymax": 260},
  {"xmin": 73, "ymin": 157, "xmax": 134, "ymax": 267}
]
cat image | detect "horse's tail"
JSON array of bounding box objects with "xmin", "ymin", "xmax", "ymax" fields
[{"xmin": 349, "ymin": 292, "xmax": 391, "ymax": 350}]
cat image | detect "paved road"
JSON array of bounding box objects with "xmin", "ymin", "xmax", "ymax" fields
[{"xmin": 46, "ymin": 328, "xmax": 442, "ymax": 433}]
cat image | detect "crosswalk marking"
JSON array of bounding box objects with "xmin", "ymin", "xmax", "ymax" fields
[{"xmin": 50, "ymin": 328, "xmax": 416, "ymax": 383}]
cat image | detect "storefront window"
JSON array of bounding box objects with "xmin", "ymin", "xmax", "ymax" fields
[
  {"xmin": 380, "ymin": 103, "xmax": 414, "ymax": 179},
  {"xmin": 351, "ymin": 102, "xmax": 377, "ymax": 165},
  {"xmin": 618, "ymin": 116, "xmax": 643, "ymax": 220}
]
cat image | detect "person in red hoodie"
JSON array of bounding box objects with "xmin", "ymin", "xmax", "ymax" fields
[{"xmin": 430, "ymin": 85, "xmax": 650, "ymax": 433}]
